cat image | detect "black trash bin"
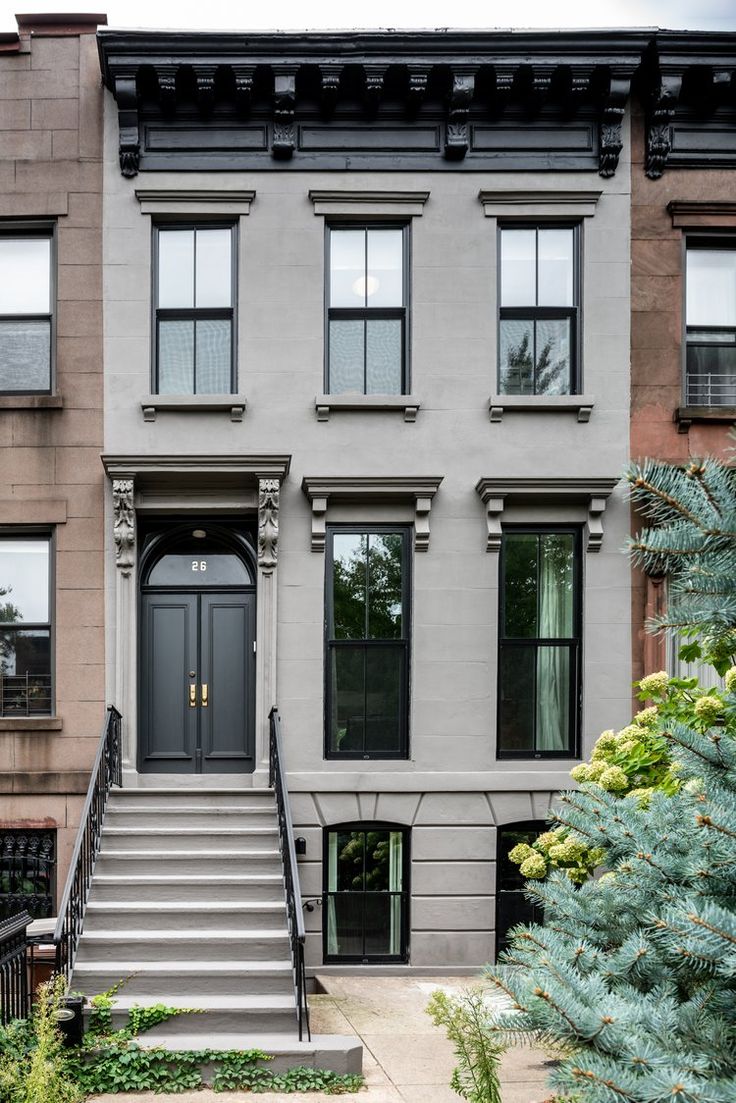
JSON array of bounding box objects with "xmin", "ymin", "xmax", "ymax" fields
[{"xmin": 54, "ymin": 995, "xmax": 85, "ymax": 1047}]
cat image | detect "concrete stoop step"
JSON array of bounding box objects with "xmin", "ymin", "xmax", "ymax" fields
[{"xmin": 70, "ymin": 784, "xmax": 363, "ymax": 1074}]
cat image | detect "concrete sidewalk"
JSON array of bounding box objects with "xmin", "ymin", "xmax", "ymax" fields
[{"xmin": 89, "ymin": 974, "xmax": 551, "ymax": 1103}]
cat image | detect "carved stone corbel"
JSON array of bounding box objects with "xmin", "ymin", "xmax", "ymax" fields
[
  {"xmin": 525, "ymin": 66, "xmax": 554, "ymax": 118},
  {"xmin": 233, "ymin": 65, "xmax": 255, "ymax": 115},
  {"xmin": 645, "ymin": 73, "xmax": 682, "ymax": 179},
  {"xmin": 258, "ymin": 479, "xmax": 280, "ymax": 573},
  {"xmin": 586, "ymin": 495, "xmax": 608, "ymax": 553},
  {"xmin": 195, "ymin": 66, "xmax": 217, "ymax": 115},
  {"xmin": 320, "ymin": 66, "xmax": 342, "ymax": 116},
  {"xmin": 491, "ymin": 65, "xmax": 515, "ymax": 118},
  {"xmin": 406, "ymin": 67, "xmax": 429, "ymax": 116},
  {"xmin": 155, "ymin": 66, "xmax": 177, "ymax": 115},
  {"xmin": 272, "ymin": 72, "xmax": 297, "ymax": 159},
  {"xmin": 598, "ymin": 74, "xmax": 630, "ymax": 179},
  {"xmin": 363, "ymin": 66, "xmax": 386, "ymax": 117},
  {"xmin": 114, "ymin": 74, "xmax": 140, "ymax": 178},
  {"xmin": 445, "ymin": 70, "xmax": 475, "ymax": 160},
  {"xmin": 112, "ymin": 478, "xmax": 136, "ymax": 575}
]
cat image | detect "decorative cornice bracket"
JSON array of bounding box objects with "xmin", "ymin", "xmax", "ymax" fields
[
  {"xmin": 302, "ymin": 476, "xmax": 443, "ymax": 552},
  {"xmin": 258, "ymin": 478, "xmax": 280, "ymax": 573},
  {"xmin": 445, "ymin": 69, "xmax": 475, "ymax": 160},
  {"xmin": 598, "ymin": 73, "xmax": 631, "ymax": 178},
  {"xmin": 272, "ymin": 70, "xmax": 297, "ymax": 159},
  {"xmin": 113, "ymin": 73, "xmax": 139, "ymax": 178},
  {"xmin": 475, "ymin": 477, "xmax": 618, "ymax": 553},
  {"xmin": 645, "ymin": 71, "xmax": 682, "ymax": 179},
  {"xmin": 112, "ymin": 477, "xmax": 136, "ymax": 575}
]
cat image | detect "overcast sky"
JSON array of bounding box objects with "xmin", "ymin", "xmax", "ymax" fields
[{"xmin": 1, "ymin": 0, "xmax": 736, "ymax": 32}]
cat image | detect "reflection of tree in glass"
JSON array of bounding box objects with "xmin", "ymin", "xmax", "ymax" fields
[
  {"xmin": 333, "ymin": 534, "xmax": 403, "ymax": 639},
  {"xmin": 338, "ymin": 831, "xmax": 391, "ymax": 892},
  {"xmin": 505, "ymin": 331, "xmax": 568, "ymax": 395},
  {"xmin": 0, "ymin": 585, "xmax": 20, "ymax": 674},
  {"xmin": 504, "ymin": 534, "xmax": 572, "ymax": 637}
]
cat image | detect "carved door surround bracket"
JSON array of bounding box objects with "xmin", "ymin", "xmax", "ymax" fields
[
  {"xmin": 301, "ymin": 475, "xmax": 443, "ymax": 553},
  {"xmin": 475, "ymin": 476, "xmax": 619, "ymax": 553}
]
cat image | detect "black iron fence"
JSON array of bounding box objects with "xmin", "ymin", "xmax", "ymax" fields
[
  {"xmin": 0, "ymin": 911, "xmax": 30, "ymax": 1025},
  {"xmin": 54, "ymin": 706, "xmax": 122, "ymax": 978},
  {"xmin": 269, "ymin": 707, "xmax": 310, "ymax": 1042},
  {"xmin": 0, "ymin": 829, "xmax": 55, "ymax": 922}
]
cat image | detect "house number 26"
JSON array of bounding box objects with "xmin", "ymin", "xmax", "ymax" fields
[{"xmin": 191, "ymin": 560, "xmax": 207, "ymax": 571}]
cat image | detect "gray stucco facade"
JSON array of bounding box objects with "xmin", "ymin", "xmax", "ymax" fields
[{"xmin": 99, "ymin": 32, "xmax": 633, "ymax": 970}]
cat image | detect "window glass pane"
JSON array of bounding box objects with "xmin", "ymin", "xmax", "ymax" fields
[
  {"xmin": 0, "ymin": 320, "xmax": 51, "ymax": 392},
  {"xmin": 158, "ymin": 230, "xmax": 194, "ymax": 309},
  {"xmin": 332, "ymin": 533, "xmax": 367, "ymax": 639},
  {"xmin": 0, "ymin": 238, "xmax": 50, "ymax": 314},
  {"xmin": 500, "ymin": 229, "xmax": 536, "ymax": 307},
  {"xmin": 686, "ymin": 343, "xmax": 736, "ymax": 405},
  {"xmin": 365, "ymin": 646, "xmax": 403, "ymax": 754},
  {"xmin": 536, "ymin": 645, "xmax": 570, "ymax": 752},
  {"xmin": 329, "ymin": 320, "xmax": 365, "ymax": 393},
  {"xmin": 0, "ymin": 540, "xmax": 49, "ymax": 623},
  {"xmin": 329, "ymin": 646, "xmax": 365, "ymax": 753},
  {"xmin": 366, "ymin": 230, "xmax": 403, "ymax": 307},
  {"xmin": 333, "ymin": 830, "xmax": 366, "ymax": 891},
  {"xmin": 367, "ymin": 533, "xmax": 403, "ymax": 639},
  {"xmin": 687, "ymin": 249, "xmax": 736, "ymax": 327},
  {"xmin": 158, "ymin": 320, "xmax": 194, "ymax": 393},
  {"xmin": 363, "ymin": 828, "xmax": 396, "ymax": 890},
  {"xmin": 537, "ymin": 229, "xmax": 574, "ymax": 306},
  {"xmin": 538, "ymin": 534, "xmax": 574, "ymax": 638},
  {"xmin": 499, "ymin": 644, "xmax": 535, "ymax": 752},
  {"xmin": 329, "ymin": 894, "xmax": 363, "ymax": 956},
  {"xmin": 0, "ymin": 629, "xmax": 51, "ymax": 715},
  {"xmin": 535, "ymin": 318, "xmax": 571, "ymax": 395},
  {"xmin": 195, "ymin": 319, "xmax": 231, "ymax": 394},
  {"xmin": 330, "ymin": 229, "xmax": 366, "ymax": 307},
  {"xmin": 366, "ymin": 319, "xmax": 402, "ymax": 394},
  {"xmin": 363, "ymin": 893, "xmax": 395, "ymax": 956},
  {"xmin": 502, "ymin": 534, "xmax": 538, "ymax": 638},
  {"xmin": 195, "ymin": 228, "xmax": 232, "ymax": 308},
  {"xmin": 499, "ymin": 319, "xmax": 534, "ymax": 395}
]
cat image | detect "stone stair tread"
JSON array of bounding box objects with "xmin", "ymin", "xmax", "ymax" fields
[
  {"xmin": 98, "ymin": 849, "xmax": 280, "ymax": 857},
  {"xmin": 106, "ymin": 806, "xmax": 276, "ymax": 813},
  {"xmin": 103, "ymin": 826, "xmax": 278, "ymax": 835},
  {"xmin": 111, "ymin": 787, "xmax": 275, "ymax": 796},
  {"xmin": 80, "ymin": 928, "xmax": 289, "ymax": 940},
  {"xmin": 73, "ymin": 960, "xmax": 292, "ymax": 973},
  {"xmin": 106, "ymin": 995, "xmax": 296, "ymax": 1011},
  {"xmin": 91, "ymin": 873, "xmax": 283, "ymax": 882},
  {"xmin": 87, "ymin": 901, "xmax": 285, "ymax": 911}
]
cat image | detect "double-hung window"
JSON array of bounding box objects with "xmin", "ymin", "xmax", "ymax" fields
[
  {"xmin": 498, "ymin": 528, "xmax": 580, "ymax": 757},
  {"xmin": 685, "ymin": 241, "xmax": 736, "ymax": 406},
  {"xmin": 324, "ymin": 824, "xmax": 409, "ymax": 963},
  {"xmin": 327, "ymin": 226, "xmax": 408, "ymax": 395},
  {"xmin": 0, "ymin": 536, "xmax": 52, "ymax": 717},
  {"xmin": 0, "ymin": 228, "xmax": 53, "ymax": 394},
  {"xmin": 154, "ymin": 224, "xmax": 236, "ymax": 395},
  {"xmin": 498, "ymin": 225, "xmax": 578, "ymax": 396},
  {"xmin": 326, "ymin": 527, "xmax": 410, "ymax": 758}
]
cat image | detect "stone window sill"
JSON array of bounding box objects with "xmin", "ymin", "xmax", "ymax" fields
[
  {"xmin": 141, "ymin": 396, "xmax": 247, "ymax": 422},
  {"xmin": 489, "ymin": 395, "xmax": 594, "ymax": 423},
  {"xmin": 0, "ymin": 717, "xmax": 62, "ymax": 732},
  {"xmin": 676, "ymin": 406, "xmax": 736, "ymax": 432},
  {"xmin": 0, "ymin": 395, "xmax": 63, "ymax": 410},
  {"xmin": 315, "ymin": 395, "xmax": 420, "ymax": 422}
]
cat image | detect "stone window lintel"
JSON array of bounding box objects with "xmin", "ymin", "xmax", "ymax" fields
[
  {"xmin": 301, "ymin": 475, "xmax": 443, "ymax": 552},
  {"xmin": 475, "ymin": 476, "xmax": 618, "ymax": 553}
]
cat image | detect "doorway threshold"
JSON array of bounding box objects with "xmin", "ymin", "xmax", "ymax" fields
[{"xmin": 122, "ymin": 769, "xmax": 269, "ymax": 789}]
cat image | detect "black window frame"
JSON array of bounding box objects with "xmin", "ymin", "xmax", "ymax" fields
[
  {"xmin": 0, "ymin": 827, "xmax": 56, "ymax": 921},
  {"xmin": 0, "ymin": 529, "xmax": 54, "ymax": 718},
  {"xmin": 0, "ymin": 221, "xmax": 56, "ymax": 397},
  {"xmin": 325, "ymin": 222, "xmax": 411, "ymax": 396},
  {"xmin": 495, "ymin": 820, "xmax": 545, "ymax": 959},
  {"xmin": 683, "ymin": 234, "xmax": 736, "ymax": 408},
  {"xmin": 324, "ymin": 524, "xmax": 411, "ymax": 761},
  {"xmin": 497, "ymin": 525, "xmax": 582, "ymax": 760},
  {"xmin": 497, "ymin": 221, "xmax": 581, "ymax": 397},
  {"xmin": 152, "ymin": 221, "xmax": 238, "ymax": 396},
  {"xmin": 322, "ymin": 822, "xmax": 410, "ymax": 965}
]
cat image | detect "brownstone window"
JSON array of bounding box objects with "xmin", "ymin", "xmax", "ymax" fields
[
  {"xmin": 0, "ymin": 536, "xmax": 52, "ymax": 717},
  {"xmin": 0, "ymin": 228, "xmax": 54, "ymax": 394},
  {"xmin": 685, "ymin": 240, "xmax": 736, "ymax": 406},
  {"xmin": 498, "ymin": 225, "xmax": 579, "ymax": 396},
  {"xmin": 153, "ymin": 224, "xmax": 237, "ymax": 395}
]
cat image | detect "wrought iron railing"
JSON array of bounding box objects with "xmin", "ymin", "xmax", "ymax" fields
[
  {"xmin": 54, "ymin": 706, "xmax": 122, "ymax": 978},
  {"xmin": 0, "ymin": 829, "xmax": 56, "ymax": 921},
  {"xmin": 269, "ymin": 707, "xmax": 310, "ymax": 1042},
  {"xmin": 686, "ymin": 371, "xmax": 736, "ymax": 407},
  {"xmin": 0, "ymin": 910, "xmax": 30, "ymax": 1025},
  {"xmin": 0, "ymin": 673, "xmax": 52, "ymax": 717}
]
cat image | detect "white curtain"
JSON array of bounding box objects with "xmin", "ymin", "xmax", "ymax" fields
[
  {"xmin": 535, "ymin": 536, "xmax": 572, "ymax": 751},
  {"xmin": 327, "ymin": 833, "xmax": 339, "ymax": 956},
  {"xmin": 388, "ymin": 831, "xmax": 402, "ymax": 956}
]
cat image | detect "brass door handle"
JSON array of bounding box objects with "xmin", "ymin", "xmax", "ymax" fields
[
  {"xmin": 189, "ymin": 684, "xmax": 196, "ymax": 708},
  {"xmin": 201, "ymin": 684, "xmax": 209, "ymax": 707}
]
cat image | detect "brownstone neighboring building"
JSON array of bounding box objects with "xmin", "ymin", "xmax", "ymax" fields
[{"xmin": 0, "ymin": 13, "xmax": 106, "ymax": 918}]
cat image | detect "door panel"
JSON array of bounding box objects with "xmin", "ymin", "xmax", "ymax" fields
[
  {"xmin": 200, "ymin": 593, "xmax": 255, "ymax": 772},
  {"xmin": 140, "ymin": 594, "xmax": 198, "ymax": 771}
]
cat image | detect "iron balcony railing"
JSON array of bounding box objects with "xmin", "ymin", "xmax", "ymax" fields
[
  {"xmin": 54, "ymin": 706, "xmax": 122, "ymax": 978},
  {"xmin": 0, "ymin": 673, "xmax": 52, "ymax": 718},
  {"xmin": 686, "ymin": 371, "xmax": 736, "ymax": 407},
  {"xmin": 0, "ymin": 910, "xmax": 31, "ymax": 1025},
  {"xmin": 269, "ymin": 707, "xmax": 310, "ymax": 1042},
  {"xmin": 0, "ymin": 829, "xmax": 55, "ymax": 922}
]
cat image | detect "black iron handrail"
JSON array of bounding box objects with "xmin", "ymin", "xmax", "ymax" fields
[
  {"xmin": 54, "ymin": 706, "xmax": 122, "ymax": 978},
  {"xmin": 269, "ymin": 707, "xmax": 310, "ymax": 1042},
  {"xmin": 0, "ymin": 910, "xmax": 31, "ymax": 1025}
]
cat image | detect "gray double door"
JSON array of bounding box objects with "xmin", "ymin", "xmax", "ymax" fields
[{"xmin": 140, "ymin": 590, "xmax": 256, "ymax": 773}]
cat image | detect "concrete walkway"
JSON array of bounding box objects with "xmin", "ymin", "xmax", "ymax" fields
[{"xmin": 89, "ymin": 974, "xmax": 551, "ymax": 1103}]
